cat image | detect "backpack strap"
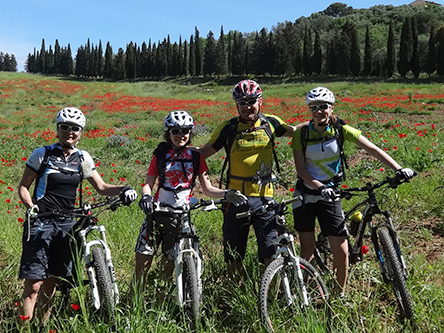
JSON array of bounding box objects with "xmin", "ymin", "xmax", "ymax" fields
[{"xmin": 300, "ymin": 118, "xmax": 347, "ymax": 182}]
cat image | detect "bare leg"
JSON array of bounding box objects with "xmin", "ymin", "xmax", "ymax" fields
[
  {"xmin": 297, "ymin": 231, "xmax": 316, "ymax": 262},
  {"xmin": 36, "ymin": 277, "xmax": 57, "ymax": 323},
  {"xmin": 19, "ymin": 279, "xmax": 43, "ymax": 324},
  {"xmin": 328, "ymin": 235, "xmax": 349, "ymax": 294}
]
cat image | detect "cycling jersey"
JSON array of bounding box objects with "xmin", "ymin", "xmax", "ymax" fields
[
  {"xmin": 26, "ymin": 143, "xmax": 95, "ymax": 213},
  {"xmin": 147, "ymin": 147, "xmax": 208, "ymax": 205},
  {"xmin": 292, "ymin": 122, "xmax": 361, "ymax": 189},
  {"xmin": 208, "ymin": 114, "xmax": 288, "ymax": 197}
]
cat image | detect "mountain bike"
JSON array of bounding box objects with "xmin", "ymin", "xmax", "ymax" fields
[
  {"xmin": 36, "ymin": 196, "xmax": 123, "ymax": 328},
  {"xmin": 236, "ymin": 196, "xmax": 330, "ymax": 332},
  {"xmin": 314, "ymin": 171, "xmax": 415, "ymax": 320},
  {"xmin": 152, "ymin": 198, "xmax": 224, "ymax": 330}
]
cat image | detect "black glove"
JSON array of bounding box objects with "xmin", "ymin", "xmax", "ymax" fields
[
  {"xmin": 318, "ymin": 185, "xmax": 336, "ymax": 201},
  {"xmin": 139, "ymin": 194, "xmax": 154, "ymax": 215},
  {"xmin": 119, "ymin": 185, "xmax": 137, "ymax": 206}
]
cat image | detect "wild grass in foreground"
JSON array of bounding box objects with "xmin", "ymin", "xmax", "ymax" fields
[{"xmin": 0, "ymin": 72, "xmax": 443, "ymax": 332}]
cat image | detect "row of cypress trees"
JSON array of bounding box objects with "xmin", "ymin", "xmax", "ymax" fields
[{"xmin": 25, "ymin": 3, "xmax": 444, "ymax": 79}]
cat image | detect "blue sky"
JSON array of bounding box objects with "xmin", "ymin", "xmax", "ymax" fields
[{"xmin": 2, "ymin": 0, "xmax": 414, "ymax": 72}]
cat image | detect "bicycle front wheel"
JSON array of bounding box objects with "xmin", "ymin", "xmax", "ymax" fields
[
  {"xmin": 378, "ymin": 227, "xmax": 414, "ymax": 320},
  {"xmin": 91, "ymin": 247, "xmax": 116, "ymax": 326},
  {"xmin": 182, "ymin": 252, "xmax": 201, "ymax": 330},
  {"xmin": 258, "ymin": 256, "xmax": 330, "ymax": 332}
]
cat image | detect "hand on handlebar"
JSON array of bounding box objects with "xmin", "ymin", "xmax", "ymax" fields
[
  {"xmin": 224, "ymin": 189, "xmax": 248, "ymax": 207},
  {"xmin": 318, "ymin": 185, "xmax": 337, "ymax": 201},
  {"xmin": 26, "ymin": 204, "xmax": 39, "ymax": 219},
  {"xmin": 120, "ymin": 185, "xmax": 137, "ymax": 206},
  {"xmin": 398, "ymin": 168, "xmax": 415, "ymax": 180},
  {"xmin": 139, "ymin": 194, "xmax": 154, "ymax": 214}
]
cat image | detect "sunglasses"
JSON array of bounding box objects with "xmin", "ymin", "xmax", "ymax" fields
[
  {"xmin": 169, "ymin": 128, "xmax": 191, "ymax": 136},
  {"xmin": 58, "ymin": 123, "xmax": 82, "ymax": 133},
  {"xmin": 309, "ymin": 104, "xmax": 331, "ymax": 112},
  {"xmin": 237, "ymin": 99, "xmax": 258, "ymax": 107}
]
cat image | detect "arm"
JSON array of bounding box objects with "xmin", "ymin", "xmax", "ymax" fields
[
  {"xmin": 282, "ymin": 121, "xmax": 310, "ymax": 138},
  {"xmin": 198, "ymin": 171, "xmax": 225, "ymax": 198},
  {"xmin": 199, "ymin": 143, "xmax": 218, "ymax": 159},
  {"xmin": 356, "ymin": 135, "xmax": 402, "ymax": 171},
  {"xmin": 87, "ymin": 170, "xmax": 128, "ymax": 196},
  {"xmin": 141, "ymin": 174, "xmax": 157, "ymax": 196},
  {"xmin": 18, "ymin": 166, "xmax": 37, "ymax": 209}
]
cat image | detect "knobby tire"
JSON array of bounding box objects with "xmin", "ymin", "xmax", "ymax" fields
[
  {"xmin": 182, "ymin": 252, "xmax": 201, "ymax": 330},
  {"xmin": 92, "ymin": 247, "xmax": 116, "ymax": 327},
  {"xmin": 258, "ymin": 256, "xmax": 330, "ymax": 332},
  {"xmin": 378, "ymin": 227, "xmax": 414, "ymax": 320}
]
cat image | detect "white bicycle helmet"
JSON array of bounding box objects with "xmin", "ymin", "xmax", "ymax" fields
[
  {"xmin": 306, "ymin": 87, "xmax": 335, "ymax": 105},
  {"xmin": 55, "ymin": 107, "xmax": 86, "ymax": 128},
  {"xmin": 164, "ymin": 111, "xmax": 194, "ymax": 129}
]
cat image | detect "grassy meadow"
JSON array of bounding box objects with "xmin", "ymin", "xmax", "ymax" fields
[{"xmin": 0, "ymin": 72, "xmax": 443, "ymax": 332}]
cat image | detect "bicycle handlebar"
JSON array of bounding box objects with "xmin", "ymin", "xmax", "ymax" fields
[
  {"xmin": 35, "ymin": 196, "xmax": 122, "ymax": 219},
  {"xmin": 154, "ymin": 198, "xmax": 225, "ymax": 213},
  {"xmin": 339, "ymin": 171, "xmax": 416, "ymax": 200},
  {"xmin": 236, "ymin": 196, "xmax": 302, "ymax": 219}
]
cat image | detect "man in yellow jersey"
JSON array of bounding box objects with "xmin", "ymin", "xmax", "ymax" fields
[{"xmin": 199, "ymin": 79, "xmax": 301, "ymax": 278}]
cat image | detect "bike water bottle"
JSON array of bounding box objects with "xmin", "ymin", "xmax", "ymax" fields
[{"xmin": 350, "ymin": 211, "xmax": 362, "ymax": 236}]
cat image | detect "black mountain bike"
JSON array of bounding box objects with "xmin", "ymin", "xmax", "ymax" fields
[
  {"xmin": 236, "ymin": 197, "xmax": 330, "ymax": 332},
  {"xmin": 36, "ymin": 196, "xmax": 124, "ymax": 328},
  {"xmin": 314, "ymin": 172, "xmax": 416, "ymax": 320}
]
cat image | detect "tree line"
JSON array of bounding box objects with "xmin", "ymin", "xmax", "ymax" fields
[
  {"xmin": 25, "ymin": 2, "xmax": 444, "ymax": 79},
  {"xmin": 0, "ymin": 53, "xmax": 17, "ymax": 72}
]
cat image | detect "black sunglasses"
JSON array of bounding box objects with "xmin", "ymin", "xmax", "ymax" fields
[
  {"xmin": 58, "ymin": 123, "xmax": 82, "ymax": 133},
  {"xmin": 237, "ymin": 99, "xmax": 258, "ymax": 107},
  {"xmin": 169, "ymin": 128, "xmax": 191, "ymax": 136},
  {"xmin": 309, "ymin": 104, "xmax": 331, "ymax": 112}
]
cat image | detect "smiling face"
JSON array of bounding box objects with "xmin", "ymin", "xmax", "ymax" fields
[
  {"xmin": 57, "ymin": 122, "xmax": 82, "ymax": 148},
  {"xmin": 168, "ymin": 127, "xmax": 191, "ymax": 148},
  {"xmin": 236, "ymin": 97, "xmax": 262, "ymax": 124},
  {"xmin": 308, "ymin": 102, "xmax": 334, "ymax": 126}
]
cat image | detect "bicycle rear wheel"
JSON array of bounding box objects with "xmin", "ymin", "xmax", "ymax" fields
[
  {"xmin": 378, "ymin": 227, "xmax": 414, "ymax": 320},
  {"xmin": 182, "ymin": 252, "xmax": 201, "ymax": 330},
  {"xmin": 91, "ymin": 247, "xmax": 116, "ymax": 327},
  {"xmin": 258, "ymin": 256, "xmax": 330, "ymax": 332}
]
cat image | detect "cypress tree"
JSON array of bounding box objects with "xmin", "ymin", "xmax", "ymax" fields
[
  {"xmin": 426, "ymin": 24, "xmax": 436, "ymax": 76},
  {"xmin": 178, "ymin": 36, "xmax": 183, "ymax": 77},
  {"xmin": 189, "ymin": 35, "xmax": 196, "ymax": 76},
  {"xmin": 103, "ymin": 42, "xmax": 114, "ymax": 79},
  {"xmin": 216, "ymin": 26, "xmax": 228, "ymax": 77},
  {"xmin": 182, "ymin": 40, "xmax": 189, "ymax": 77},
  {"xmin": 194, "ymin": 27, "xmax": 203, "ymax": 76},
  {"xmin": 411, "ymin": 16, "xmax": 420, "ymax": 79},
  {"xmin": 231, "ymin": 31, "xmax": 246, "ymax": 76},
  {"xmin": 97, "ymin": 40, "xmax": 104, "ymax": 77},
  {"xmin": 398, "ymin": 17, "xmax": 413, "ymax": 77},
  {"xmin": 350, "ymin": 22, "xmax": 361, "ymax": 76},
  {"xmin": 39, "ymin": 39, "xmax": 46, "ymax": 73},
  {"xmin": 113, "ymin": 47, "xmax": 125, "ymax": 80},
  {"xmin": 203, "ymin": 30, "xmax": 217, "ymax": 76},
  {"xmin": 362, "ymin": 25, "xmax": 372, "ymax": 76},
  {"xmin": 302, "ymin": 27, "xmax": 313, "ymax": 76},
  {"xmin": 125, "ymin": 42, "xmax": 136, "ymax": 80},
  {"xmin": 254, "ymin": 28, "xmax": 269, "ymax": 77},
  {"xmin": 54, "ymin": 40, "xmax": 61, "ymax": 74},
  {"xmin": 312, "ymin": 32, "xmax": 322, "ymax": 75},
  {"xmin": 46, "ymin": 46, "xmax": 54, "ymax": 74},
  {"xmin": 386, "ymin": 20, "xmax": 396, "ymax": 78}
]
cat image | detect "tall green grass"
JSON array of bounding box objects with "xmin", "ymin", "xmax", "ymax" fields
[{"xmin": 0, "ymin": 73, "xmax": 443, "ymax": 332}]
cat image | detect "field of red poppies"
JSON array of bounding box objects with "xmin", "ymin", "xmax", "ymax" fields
[{"xmin": 0, "ymin": 72, "xmax": 443, "ymax": 332}]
